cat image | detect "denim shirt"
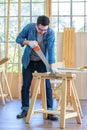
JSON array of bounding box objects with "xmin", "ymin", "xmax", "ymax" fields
[{"xmin": 16, "ymin": 23, "xmax": 55, "ymax": 69}]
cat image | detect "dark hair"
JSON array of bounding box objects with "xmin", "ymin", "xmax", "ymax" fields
[{"xmin": 37, "ymin": 15, "xmax": 50, "ymax": 26}]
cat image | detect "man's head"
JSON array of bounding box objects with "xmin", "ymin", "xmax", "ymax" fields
[{"xmin": 36, "ymin": 15, "xmax": 50, "ymax": 34}]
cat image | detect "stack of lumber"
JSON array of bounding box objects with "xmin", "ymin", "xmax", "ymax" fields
[{"xmin": 62, "ymin": 28, "xmax": 75, "ymax": 68}]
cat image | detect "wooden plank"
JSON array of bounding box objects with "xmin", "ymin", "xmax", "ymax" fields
[
  {"xmin": 65, "ymin": 112, "xmax": 77, "ymax": 119},
  {"xmin": 18, "ymin": 0, "xmax": 21, "ymax": 72},
  {"xmin": 62, "ymin": 28, "xmax": 67, "ymax": 65},
  {"xmin": 5, "ymin": 0, "xmax": 10, "ymax": 70},
  {"xmin": 41, "ymin": 78, "xmax": 47, "ymax": 119},
  {"xmin": 66, "ymin": 28, "xmax": 69, "ymax": 67},
  {"xmin": 71, "ymin": 78, "xmax": 83, "ymax": 117},
  {"xmin": 60, "ymin": 78, "xmax": 67, "ymax": 129},
  {"xmin": 0, "ymin": 82, "xmax": 5, "ymax": 104},
  {"xmin": 3, "ymin": 69, "xmax": 13, "ymax": 101},
  {"xmin": 0, "ymin": 57, "xmax": 9, "ymax": 65},
  {"xmin": 62, "ymin": 28, "xmax": 75, "ymax": 68},
  {"xmin": 46, "ymin": 0, "xmax": 49, "ymax": 17},
  {"xmin": 33, "ymin": 109, "xmax": 60, "ymax": 115},
  {"xmin": 46, "ymin": 0, "xmax": 52, "ymax": 26},
  {"xmin": 71, "ymin": 28, "xmax": 75, "ymax": 67},
  {"xmin": 71, "ymin": 81, "xmax": 82, "ymax": 124},
  {"xmin": 0, "ymin": 94, "xmax": 8, "ymax": 97},
  {"xmin": 6, "ymin": 72, "xmax": 22, "ymax": 99},
  {"xmin": 26, "ymin": 77, "xmax": 41, "ymax": 123},
  {"xmin": 68, "ymin": 28, "xmax": 71, "ymax": 67},
  {"xmin": 67, "ymin": 28, "xmax": 70, "ymax": 67}
]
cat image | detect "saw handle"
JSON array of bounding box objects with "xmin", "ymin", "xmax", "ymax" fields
[{"xmin": 33, "ymin": 45, "xmax": 40, "ymax": 51}]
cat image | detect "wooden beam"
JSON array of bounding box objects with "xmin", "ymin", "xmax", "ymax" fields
[
  {"xmin": 46, "ymin": 0, "xmax": 52, "ymax": 26},
  {"xmin": 5, "ymin": 0, "xmax": 10, "ymax": 71},
  {"xmin": 62, "ymin": 28, "xmax": 75, "ymax": 68}
]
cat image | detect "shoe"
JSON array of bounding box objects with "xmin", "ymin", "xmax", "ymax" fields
[
  {"xmin": 16, "ymin": 110, "xmax": 27, "ymax": 119},
  {"xmin": 47, "ymin": 114, "xmax": 58, "ymax": 121}
]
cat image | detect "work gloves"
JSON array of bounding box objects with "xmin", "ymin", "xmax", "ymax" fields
[
  {"xmin": 51, "ymin": 68, "xmax": 58, "ymax": 73},
  {"xmin": 28, "ymin": 41, "xmax": 40, "ymax": 51}
]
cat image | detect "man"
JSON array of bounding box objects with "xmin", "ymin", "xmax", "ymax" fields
[{"xmin": 16, "ymin": 15, "xmax": 58, "ymax": 120}]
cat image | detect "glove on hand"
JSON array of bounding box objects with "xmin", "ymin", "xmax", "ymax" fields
[
  {"xmin": 28, "ymin": 41, "xmax": 40, "ymax": 51},
  {"xmin": 51, "ymin": 68, "xmax": 58, "ymax": 73}
]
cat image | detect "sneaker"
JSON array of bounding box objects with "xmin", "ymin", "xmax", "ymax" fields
[
  {"xmin": 47, "ymin": 114, "xmax": 58, "ymax": 121},
  {"xmin": 16, "ymin": 110, "xmax": 27, "ymax": 119}
]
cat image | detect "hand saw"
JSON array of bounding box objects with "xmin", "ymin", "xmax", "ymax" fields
[{"xmin": 33, "ymin": 46, "xmax": 57, "ymax": 78}]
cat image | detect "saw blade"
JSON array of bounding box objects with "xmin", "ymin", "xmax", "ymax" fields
[{"xmin": 35, "ymin": 50, "xmax": 57, "ymax": 78}]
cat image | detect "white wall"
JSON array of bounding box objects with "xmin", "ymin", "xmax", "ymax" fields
[{"xmin": 57, "ymin": 32, "xmax": 87, "ymax": 99}]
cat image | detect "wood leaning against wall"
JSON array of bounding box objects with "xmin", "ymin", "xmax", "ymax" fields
[
  {"xmin": 62, "ymin": 28, "xmax": 75, "ymax": 68},
  {"xmin": 6, "ymin": 72, "xmax": 22, "ymax": 99}
]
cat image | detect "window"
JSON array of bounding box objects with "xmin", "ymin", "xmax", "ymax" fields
[
  {"xmin": 52, "ymin": 0, "xmax": 87, "ymax": 32},
  {"xmin": 0, "ymin": 0, "xmax": 46, "ymax": 72}
]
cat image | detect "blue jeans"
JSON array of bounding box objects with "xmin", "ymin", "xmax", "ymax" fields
[{"xmin": 21, "ymin": 60, "xmax": 53, "ymax": 111}]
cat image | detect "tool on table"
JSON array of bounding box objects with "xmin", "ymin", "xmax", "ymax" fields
[{"xmin": 33, "ymin": 45, "xmax": 57, "ymax": 78}]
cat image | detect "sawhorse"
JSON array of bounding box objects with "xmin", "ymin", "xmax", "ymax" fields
[
  {"xmin": 0, "ymin": 67, "xmax": 13, "ymax": 104},
  {"xmin": 26, "ymin": 72, "xmax": 82, "ymax": 129}
]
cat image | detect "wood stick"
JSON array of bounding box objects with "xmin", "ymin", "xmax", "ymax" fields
[{"xmin": 0, "ymin": 57, "xmax": 9, "ymax": 65}]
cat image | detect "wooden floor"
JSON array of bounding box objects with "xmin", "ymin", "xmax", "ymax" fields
[{"xmin": 0, "ymin": 98, "xmax": 87, "ymax": 130}]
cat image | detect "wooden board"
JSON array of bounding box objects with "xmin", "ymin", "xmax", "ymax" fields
[
  {"xmin": 0, "ymin": 57, "xmax": 9, "ymax": 65},
  {"xmin": 62, "ymin": 28, "xmax": 75, "ymax": 68}
]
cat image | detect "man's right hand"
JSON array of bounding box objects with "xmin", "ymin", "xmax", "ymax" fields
[
  {"xmin": 28, "ymin": 41, "xmax": 40, "ymax": 51},
  {"xmin": 28, "ymin": 41, "xmax": 38, "ymax": 48}
]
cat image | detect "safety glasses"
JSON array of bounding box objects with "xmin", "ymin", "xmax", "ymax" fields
[{"xmin": 37, "ymin": 26, "xmax": 48, "ymax": 32}]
